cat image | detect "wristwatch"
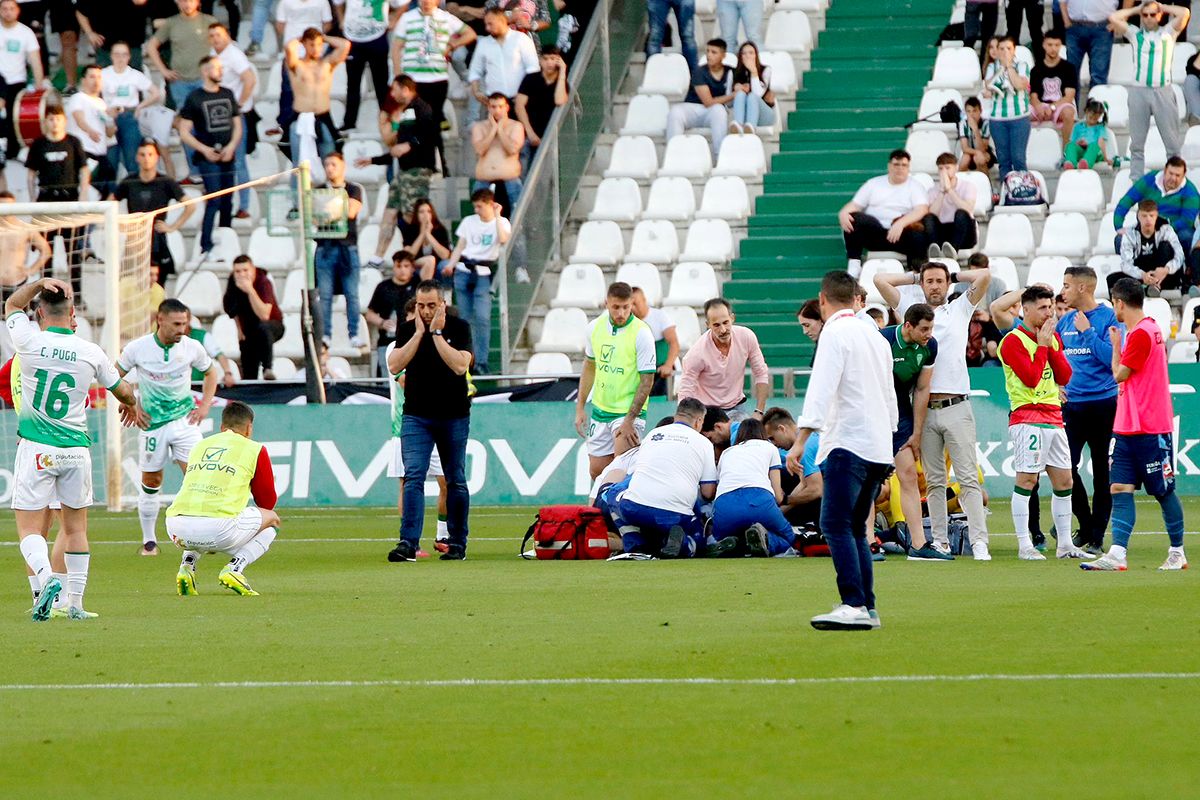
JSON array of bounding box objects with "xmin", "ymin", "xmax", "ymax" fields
[{"xmin": 431, "ymin": 328, "xmax": 444, "ymax": 337}]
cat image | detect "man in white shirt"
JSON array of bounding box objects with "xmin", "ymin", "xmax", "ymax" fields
[
  {"xmin": 614, "ymin": 398, "xmax": 718, "ymax": 559},
  {"xmin": 443, "ymin": 186, "xmax": 511, "ymax": 374},
  {"xmin": 874, "ymin": 260, "xmax": 994, "ymax": 561},
  {"xmin": 100, "ymin": 41, "xmax": 163, "ymax": 177},
  {"xmin": 208, "ymin": 21, "xmax": 257, "ymax": 219},
  {"xmin": 838, "ymin": 148, "xmax": 932, "ymax": 277},
  {"xmin": 785, "ymin": 271, "xmax": 897, "ymax": 631},
  {"xmin": 467, "ymin": 7, "xmax": 538, "ymax": 121},
  {"xmin": 66, "ymin": 64, "xmax": 118, "ymax": 197},
  {"xmin": 0, "ymin": 0, "xmax": 44, "ymax": 161}
]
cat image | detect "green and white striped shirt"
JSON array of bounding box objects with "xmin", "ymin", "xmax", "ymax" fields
[
  {"xmin": 393, "ymin": 8, "xmax": 466, "ymax": 83},
  {"xmin": 1125, "ymin": 26, "xmax": 1177, "ymax": 88},
  {"xmin": 989, "ymin": 60, "xmax": 1031, "ymax": 119}
]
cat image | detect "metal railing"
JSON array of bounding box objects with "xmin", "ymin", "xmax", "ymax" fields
[{"xmin": 496, "ymin": 0, "xmax": 642, "ymax": 372}]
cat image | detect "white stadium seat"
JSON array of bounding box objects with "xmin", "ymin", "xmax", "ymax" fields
[
  {"xmin": 1015, "ymin": 45, "xmax": 1035, "ymax": 71},
  {"xmin": 588, "ymin": 177, "xmax": 643, "ymax": 222},
  {"xmin": 1183, "ymin": 125, "xmax": 1200, "ymax": 164},
  {"xmin": 1125, "ymin": 126, "xmax": 1168, "ymax": 171},
  {"xmin": 986, "ymin": 256, "xmax": 1020, "ymax": 294},
  {"xmin": 246, "ymin": 144, "xmax": 282, "ymax": 180},
  {"xmin": 342, "ymin": 139, "xmax": 386, "ymax": 184},
  {"xmin": 604, "ymin": 135, "xmax": 658, "ymax": 180},
  {"xmin": 570, "ymin": 220, "xmax": 625, "ymax": 265},
  {"xmin": 928, "ymin": 47, "xmax": 981, "ymax": 90},
  {"xmin": 535, "ymin": 307, "xmax": 590, "ymax": 353},
  {"xmin": 176, "ymin": 271, "xmax": 223, "ymax": 318},
  {"xmin": 696, "ymin": 175, "xmax": 750, "ymax": 219},
  {"xmin": 620, "ymin": 94, "xmax": 670, "ymax": 136},
  {"xmin": 525, "ymin": 351, "xmax": 575, "ymax": 378},
  {"xmin": 658, "ymin": 135, "xmax": 713, "ymax": 178},
  {"xmin": 764, "ymin": 11, "xmax": 812, "ymax": 52},
  {"xmin": 664, "ymin": 306, "xmax": 702, "ymax": 349},
  {"xmin": 1087, "ymin": 84, "xmax": 1129, "ymax": 129},
  {"xmin": 680, "ymin": 218, "xmax": 734, "ymax": 262},
  {"xmin": 1036, "ymin": 212, "xmax": 1091, "ymax": 258},
  {"xmin": 1093, "ymin": 213, "xmax": 1120, "ymax": 257},
  {"xmin": 860, "ymin": 258, "xmax": 903, "ymax": 303},
  {"xmin": 713, "ymin": 134, "xmax": 766, "ymax": 177},
  {"xmin": 1025, "ymin": 256, "xmax": 1071, "ymax": 291},
  {"xmin": 958, "ymin": 170, "xmax": 993, "ymax": 217},
  {"xmin": 1108, "ymin": 168, "xmax": 1133, "ymax": 210},
  {"xmin": 1169, "ymin": 340, "xmax": 1198, "ymax": 362},
  {"xmin": 638, "ymin": 53, "xmax": 691, "ymax": 99},
  {"xmin": 625, "ymin": 220, "xmax": 680, "ymax": 264},
  {"xmin": 1174, "ymin": 42, "xmax": 1198, "ymax": 83},
  {"xmin": 616, "ymin": 262, "xmax": 664, "ymax": 305},
  {"xmin": 1026, "ymin": 127, "xmax": 1063, "ymax": 172},
  {"xmin": 211, "ymin": 314, "xmax": 241, "ymax": 360},
  {"xmin": 271, "ymin": 357, "xmax": 298, "ymax": 380},
  {"xmin": 358, "ymin": 267, "xmax": 382, "ymax": 312},
  {"xmin": 1050, "ymin": 169, "xmax": 1104, "ymax": 214},
  {"xmin": 275, "ymin": 313, "xmax": 305, "ymax": 359},
  {"xmin": 193, "ymin": 226, "xmax": 240, "ymax": 268},
  {"xmin": 329, "ymin": 314, "xmax": 368, "ymax": 358},
  {"xmin": 916, "ymin": 88, "xmax": 964, "ymax": 121},
  {"xmin": 357, "ymin": 223, "xmax": 402, "ymax": 265},
  {"xmin": 280, "ymin": 268, "xmax": 306, "ymax": 313},
  {"xmin": 905, "ymin": 129, "xmax": 951, "ymax": 173},
  {"xmin": 247, "ymin": 226, "xmax": 299, "ymax": 271},
  {"xmin": 1144, "ymin": 297, "xmax": 1174, "ymax": 339},
  {"xmin": 643, "ymin": 176, "xmax": 696, "ymax": 220},
  {"xmin": 1177, "ymin": 298, "xmax": 1200, "ymax": 341},
  {"xmin": 759, "ymin": 51, "xmax": 798, "ymax": 95},
  {"xmin": 1109, "ymin": 44, "xmax": 1135, "ymax": 84},
  {"xmin": 663, "ymin": 261, "xmax": 719, "ymax": 306},
  {"xmin": 983, "ymin": 214, "xmax": 1035, "ymax": 258},
  {"xmin": 551, "ymin": 263, "xmax": 606, "ymax": 309}
]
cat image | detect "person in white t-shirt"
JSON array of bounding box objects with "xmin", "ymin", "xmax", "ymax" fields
[
  {"xmin": 208, "ymin": 22, "xmax": 257, "ymax": 219},
  {"xmin": 838, "ymin": 148, "xmax": 932, "ymax": 278},
  {"xmin": 271, "ymin": 0, "xmax": 332, "ymax": 135},
  {"xmin": 613, "ymin": 398, "xmax": 718, "ymax": 559},
  {"xmin": 101, "ymin": 42, "xmax": 163, "ymax": 177},
  {"xmin": 631, "ymin": 286, "xmax": 680, "ymax": 395},
  {"xmin": 710, "ymin": 418, "xmax": 795, "ymax": 558},
  {"xmin": 0, "ymin": 0, "xmax": 44, "ymax": 162},
  {"xmin": 442, "ymin": 187, "xmax": 510, "ymax": 374},
  {"xmin": 66, "ymin": 65, "xmax": 118, "ymax": 197}
]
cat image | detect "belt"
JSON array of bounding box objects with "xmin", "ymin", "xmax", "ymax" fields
[
  {"xmin": 1072, "ymin": 19, "xmax": 1109, "ymax": 26},
  {"xmin": 928, "ymin": 394, "xmax": 968, "ymax": 410},
  {"xmin": 722, "ymin": 395, "xmax": 749, "ymax": 412}
]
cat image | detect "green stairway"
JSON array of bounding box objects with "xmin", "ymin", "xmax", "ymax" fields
[{"xmin": 726, "ymin": 0, "xmax": 950, "ymax": 369}]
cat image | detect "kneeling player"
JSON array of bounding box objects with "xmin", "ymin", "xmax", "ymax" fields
[
  {"xmin": 998, "ymin": 286, "xmax": 1092, "ymax": 561},
  {"xmin": 165, "ymin": 401, "xmax": 279, "ymax": 595}
]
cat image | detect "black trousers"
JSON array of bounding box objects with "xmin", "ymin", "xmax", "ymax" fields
[
  {"xmin": 1107, "ymin": 268, "xmax": 1186, "ymax": 292},
  {"xmin": 415, "ymin": 80, "xmax": 450, "ymax": 176},
  {"xmin": 1006, "ymin": 0, "xmax": 1043, "ymax": 59},
  {"xmin": 923, "ymin": 210, "xmax": 978, "ymax": 252},
  {"xmin": 1064, "ymin": 397, "xmax": 1117, "ymax": 548},
  {"xmin": 240, "ymin": 318, "xmax": 285, "ymax": 379},
  {"xmin": 964, "ymin": 1, "xmax": 999, "ymax": 56},
  {"xmin": 201, "ymin": 0, "xmax": 241, "ymax": 40},
  {"xmin": 843, "ymin": 212, "xmax": 927, "ymax": 266},
  {"xmin": 342, "ymin": 33, "xmax": 391, "ymax": 129},
  {"xmin": 2, "ymin": 81, "xmax": 23, "ymax": 160}
]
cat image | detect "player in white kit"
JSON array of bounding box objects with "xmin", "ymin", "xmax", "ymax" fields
[
  {"xmin": 5, "ymin": 278, "xmax": 137, "ymax": 621},
  {"xmin": 116, "ymin": 299, "xmax": 218, "ymax": 556}
]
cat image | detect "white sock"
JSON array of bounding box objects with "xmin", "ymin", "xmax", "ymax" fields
[
  {"xmin": 228, "ymin": 527, "xmax": 276, "ymax": 573},
  {"xmin": 182, "ymin": 550, "xmax": 201, "ymax": 569},
  {"xmin": 1169, "ymin": 545, "xmax": 1186, "ymax": 556},
  {"xmin": 436, "ymin": 518, "xmax": 448, "ymax": 540},
  {"xmin": 51, "ymin": 572, "xmax": 68, "ymax": 609},
  {"xmin": 28, "ymin": 575, "xmax": 40, "ymax": 601},
  {"xmin": 1108, "ymin": 544, "xmax": 1128, "ymax": 561},
  {"xmin": 1051, "ymin": 493, "xmax": 1073, "ymax": 551},
  {"xmin": 138, "ymin": 485, "xmax": 160, "ymax": 545},
  {"xmin": 65, "ymin": 552, "xmax": 89, "ymax": 610},
  {"xmin": 19, "ymin": 535, "xmax": 52, "ymax": 588},
  {"xmin": 847, "ymin": 258, "xmax": 863, "ymax": 279},
  {"xmin": 1011, "ymin": 491, "xmax": 1032, "ymax": 551}
]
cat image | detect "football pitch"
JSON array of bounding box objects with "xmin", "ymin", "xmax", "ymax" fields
[{"xmin": 2, "ymin": 502, "xmax": 1198, "ymax": 798}]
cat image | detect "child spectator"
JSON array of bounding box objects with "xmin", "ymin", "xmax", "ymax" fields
[
  {"xmin": 1062, "ymin": 99, "xmax": 1113, "ymax": 170},
  {"xmin": 366, "ymin": 250, "xmax": 419, "ymax": 375},
  {"xmin": 443, "ymin": 187, "xmax": 511, "ymax": 375},
  {"xmin": 729, "ymin": 41, "xmax": 775, "ymax": 136}
]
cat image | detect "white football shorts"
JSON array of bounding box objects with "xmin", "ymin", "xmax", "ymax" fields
[{"xmin": 167, "ymin": 507, "xmax": 264, "ymax": 554}]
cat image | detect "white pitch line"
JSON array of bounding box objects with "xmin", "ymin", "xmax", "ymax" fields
[{"xmin": 0, "ymin": 672, "xmax": 1198, "ymax": 691}]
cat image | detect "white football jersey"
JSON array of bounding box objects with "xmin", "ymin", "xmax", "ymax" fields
[{"xmin": 118, "ymin": 334, "xmax": 212, "ymax": 431}]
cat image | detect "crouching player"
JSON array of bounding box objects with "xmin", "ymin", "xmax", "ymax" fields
[{"xmin": 166, "ymin": 401, "xmax": 279, "ymax": 596}]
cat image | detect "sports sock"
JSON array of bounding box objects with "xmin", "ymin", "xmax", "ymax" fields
[
  {"xmin": 1051, "ymin": 490, "xmax": 1073, "ymax": 549},
  {"xmin": 28, "ymin": 575, "xmax": 40, "ymax": 601},
  {"xmin": 1111, "ymin": 491, "xmax": 1136, "ymax": 550},
  {"xmin": 436, "ymin": 515, "xmax": 448, "ymax": 540},
  {"xmin": 847, "ymin": 258, "xmax": 862, "ymax": 279},
  {"xmin": 65, "ymin": 552, "xmax": 89, "ymax": 609},
  {"xmin": 182, "ymin": 550, "xmax": 200, "ymax": 569},
  {"xmin": 1156, "ymin": 490, "xmax": 1185, "ymax": 548},
  {"xmin": 51, "ymin": 572, "xmax": 68, "ymax": 609},
  {"xmin": 1169, "ymin": 545, "xmax": 1186, "ymax": 556},
  {"xmin": 19, "ymin": 535, "xmax": 52, "ymax": 587},
  {"xmin": 1109, "ymin": 544, "xmax": 1128, "ymax": 561},
  {"xmin": 138, "ymin": 484, "xmax": 161, "ymax": 545},
  {"xmin": 1011, "ymin": 487, "xmax": 1033, "ymax": 551},
  {"xmin": 228, "ymin": 527, "xmax": 276, "ymax": 573}
]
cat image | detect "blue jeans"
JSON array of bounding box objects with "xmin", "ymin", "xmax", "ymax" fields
[
  {"xmin": 614, "ymin": 497, "xmax": 703, "ymax": 557},
  {"xmin": 400, "ymin": 414, "xmax": 471, "ymax": 549},
  {"xmin": 472, "ymin": 177, "xmax": 523, "ymax": 211},
  {"xmin": 169, "ymin": 80, "xmax": 203, "ymax": 172},
  {"xmin": 646, "ymin": 0, "xmax": 697, "ymax": 69},
  {"xmin": 195, "ymin": 157, "xmax": 234, "ymax": 253},
  {"xmin": 1066, "ymin": 22, "xmax": 1113, "ymax": 87},
  {"xmin": 453, "ymin": 269, "xmax": 492, "ymax": 373},
  {"xmin": 716, "ymin": 0, "xmax": 763, "ymax": 48},
  {"xmin": 251, "ymin": 0, "xmax": 273, "ymax": 46},
  {"xmin": 819, "ymin": 448, "xmax": 892, "ymax": 610},
  {"xmin": 732, "ymin": 93, "xmax": 776, "ymax": 128},
  {"xmin": 712, "ymin": 487, "xmax": 793, "ymax": 556},
  {"xmin": 235, "ymin": 114, "xmax": 250, "ymax": 211},
  {"xmin": 109, "ymin": 109, "xmax": 142, "ymax": 175},
  {"xmin": 314, "ymin": 243, "xmax": 361, "ymax": 340},
  {"xmin": 990, "ymin": 117, "xmax": 1030, "ymax": 177}
]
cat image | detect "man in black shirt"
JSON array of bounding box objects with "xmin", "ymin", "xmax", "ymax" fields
[
  {"xmin": 515, "ymin": 45, "xmax": 569, "ymax": 172},
  {"xmin": 1029, "ymin": 30, "xmax": 1078, "ymax": 152},
  {"xmin": 365, "ymin": 250, "xmax": 418, "ymax": 376},
  {"xmin": 666, "ymin": 38, "xmax": 733, "ymax": 157},
  {"xmin": 178, "ymin": 55, "xmax": 241, "ymax": 264},
  {"xmin": 113, "ymin": 140, "xmax": 195, "ymax": 282},
  {"xmin": 386, "ymin": 279, "xmax": 473, "ymax": 562},
  {"xmin": 314, "ymin": 151, "xmax": 366, "ymax": 349},
  {"xmin": 25, "ymin": 105, "xmax": 90, "ymax": 301}
]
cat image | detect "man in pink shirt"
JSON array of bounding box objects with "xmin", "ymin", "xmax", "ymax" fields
[
  {"xmin": 1083, "ymin": 278, "xmax": 1187, "ymax": 572},
  {"xmin": 676, "ymin": 299, "xmax": 770, "ymax": 421}
]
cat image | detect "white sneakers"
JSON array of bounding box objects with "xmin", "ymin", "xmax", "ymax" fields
[
  {"xmin": 971, "ymin": 542, "xmax": 992, "ymax": 561},
  {"xmin": 1018, "ymin": 547, "xmax": 1046, "ymax": 561},
  {"xmin": 810, "ymin": 604, "xmax": 874, "ymax": 631},
  {"xmin": 1158, "ymin": 551, "xmax": 1189, "ymax": 571},
  {"xmin": 1081, "ymin": 553, "xmax": 1128, "ymax": 571},
  {"xmin": 1056, "ymin": 546, "xmax": 1094, "ymax": 560}
]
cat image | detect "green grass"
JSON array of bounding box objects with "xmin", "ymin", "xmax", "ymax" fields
[{"xmin": 2, "ymin": 503, "xmax": 1199, "ymax": 798}]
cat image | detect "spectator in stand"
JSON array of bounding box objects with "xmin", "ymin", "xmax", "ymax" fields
[
  {"xmin": 964, "ymin": 0, "xmax": 999, "ymax": 60},
  {"xmin": 20, "ymin": 0, "xmax": 77, "ymax": 93},
  {"xmin": 334, "ymin": 0, "xmax": 401, "ymax": 132},
  {"xmin": 75, "ymin": 1, "xmax": 150, "ymax": 69},
  {"xmin": 146, "ymin": 0, "xmax": 218, "ymax": 182},
  {"xmin": 924, "ymin": 152, "xmax": 978, "ymax": 261},
  {"xmin": 666, "ymin": 38, "xmax": 734, "ymax": 158},
  {"xmin": 956, "ymin": 251, "xmax": 1008, "ymax": 307},
  {"xmin": 392, "ymin": 0, "xmax": 476, "ymax": 138},
  {"xmin": 983, "ymin": 36, "xmax": 1031, "ymax": 178},
  {"xmin": 838, "ymin": 149, "xmax": 930, "ymax": 277},
  {"xmin": 1006, "ymin": 0, "xmax": 1044, "ymax": 59},
  {"xmin": 286, "ymin": 27, "xmax": 350, "ymax": 172},
  {"xmin": 677, "ymin": 298, "xmax": 769, "ymax": 421},
  {"xmin": 1116, "ymin": 198, "xmax": 1186, "ymax": 293},
  {"xmin": 25, "ymin": 106, "xmax": 89, "ymax": 302},
  {"xmin": 224, "ymin": 254, "xmax": 285, "ymax": 380},
  {"xmin": 515, "ymin": 45, "xmax": 568, "ymax": 172},
  {"xmin": 270, "ymin": 0, "xmax": 334, "ymax": 139},
  {"xmin": 1062, "ymin": 98, "xmax": 1113, "ymax": 169},
  {"xmin": 490, "ymin": 0, "xmax": 552, "ymax": 40},
  {"xmin": 208, "ymin": 22, "xmax": 257, "ymax": 221},
  {"xmin": 179, "ymin": 56, "xmax": 242, "ymax": 265},
  {"xmin": 645, "ymin": 0, "xmax": 696, "ymax": 69},
  {"xmin": 958, "ymin": 97, "xmax": 995, "ymax": 172},
  {"xmin": 630, "ymin": 286, "xmax": 680, "ymax": 396},
  {"xmin": 1110, "ymin": 2, "xmax": 1189, "ymax": 180},
  {"xmin": 112, "ymin": 140, "xmax": 195, "ymax": 283},
  {"xmin": 246, "ymin": 0, "xmax": 274, "ymax": 56},
  {"xmin": 1029, "ymin": 30, "xmax": 1078, "ymax": 152},
  {"xmin": 1112, "ymin": 157, "xmax": 1200, "ymax": 258},
  {"xmin": 443, "ymin": 187, "xmax": 511, "ymax": 374},
  {"xmin": 468, "ymin": 7, "xmax": 539, "ymax": 121},
  {"xmin": 0, "ymin": 191, "xmax": 50, "ymax": 302},
  {"xmin": 100, "ymin": 42, "xmax": 164, "ymax": 178},
  {"xmin": 360, "ymin": 75, "xmax": 438, "ymax": 268},
  {"xmin": 0, "ymin": 0, "xmax": 44, "ymax": 163},
  {"xmin": 729, "ymin": 41, "xmax": 775, "ymax": 136},
  {"xmin": 314, "ymin": 152, "xmax": 367, "ymax": 349},
  {"xmin": 66, "ymin": 65, "xmax": 119, "ymax": 199},
  {"xmin": 1064, "ymin": 0, "xmax": 1117, "ymax": 87},
  {"xmin": 366, "ymin": 250, "xmax": 419, "ymax": 375},
  {"xmin": 716, "ymin": 0, "xmax": 761, "ymax": 47},
  {"xmin": 401, "ymin": 198, "xmax": 453, "ymax": 283},
  {"xmin": 472, "ymin": 93, "xmax": 525, "ymax": 211}
]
